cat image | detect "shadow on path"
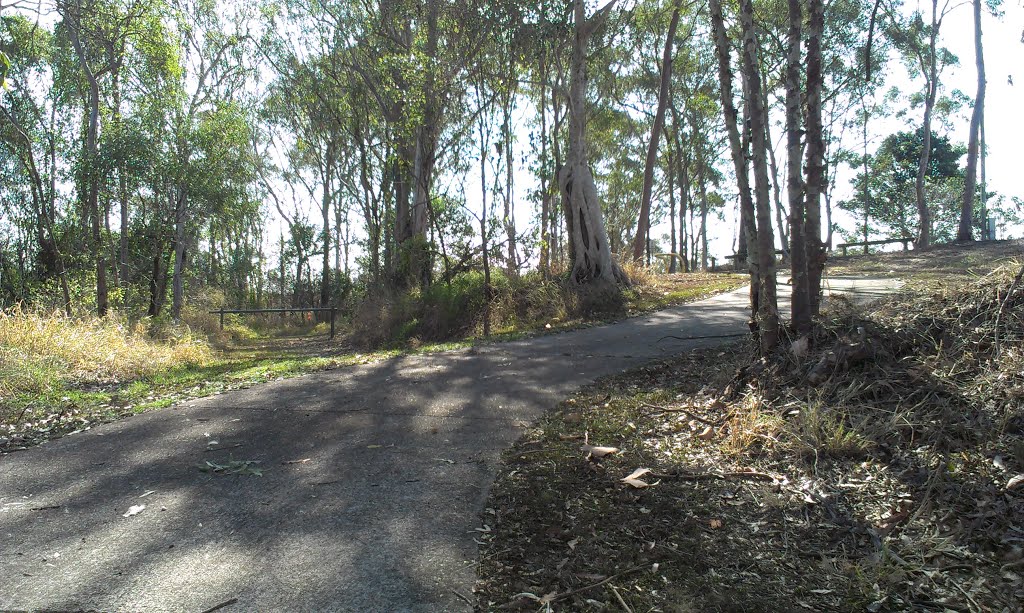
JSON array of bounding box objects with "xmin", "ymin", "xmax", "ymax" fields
[{"xmin": 0, "ymin": 279, "xmax": 896, "ymax": 611}]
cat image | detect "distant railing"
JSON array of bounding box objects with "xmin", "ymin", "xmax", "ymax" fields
[
  {"xmin": 835, "ymin": 237, "xmax": 913, "ymax": 257},
  {"xmin": 209, "ymin": 307, "xmax": 339, "ymax": 339}
]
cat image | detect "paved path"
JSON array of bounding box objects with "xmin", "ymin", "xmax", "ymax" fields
[{"xmin": 0, "ymin": 278, "xmax": 898, "ymax": 612}]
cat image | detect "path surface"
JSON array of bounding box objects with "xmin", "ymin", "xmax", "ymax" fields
[{"xmin": 0, "ymin": 279, "xmax": 898, "ymax": 612}]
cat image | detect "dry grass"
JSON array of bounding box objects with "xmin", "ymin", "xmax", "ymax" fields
[{"xmin": 0, "ymin": 307, "xmax": 211, "ymax": 398}]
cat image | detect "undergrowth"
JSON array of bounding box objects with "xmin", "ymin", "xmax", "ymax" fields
[
  {"xmin": 0, "ymin": 307, "xmax": 210, "ymax": 399},
  {"xmin": 475, "ymin": 261, "xmax": 1024, "ymax": 612}
]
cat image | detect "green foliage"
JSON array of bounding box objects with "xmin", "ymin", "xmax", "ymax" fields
[{"xmin": 838, "ymin": 128, "xmax": 965, "ymax": 241}]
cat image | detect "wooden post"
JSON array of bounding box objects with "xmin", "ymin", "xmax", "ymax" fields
[
  {"xmin": 219, "ymin": 309, "xmax": 224, "ymax": 330},
  {"xmin": 329, "ymin": 308, "xmax": 336, "ymax": 340}
]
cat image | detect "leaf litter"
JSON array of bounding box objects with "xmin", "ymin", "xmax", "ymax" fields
[{"xmin": 474, "ymin": 260, "xmax": 1024, "ymax": 612}]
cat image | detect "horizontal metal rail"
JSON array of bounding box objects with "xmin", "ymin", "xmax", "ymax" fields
[{"xmin": 209, "ymin": 307, "xmax": 338, "ymax": 339}]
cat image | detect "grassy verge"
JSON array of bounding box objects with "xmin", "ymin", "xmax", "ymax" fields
[
  {"xmin": 1, "ymin": 272, "xmax": 744, "ymax": 452},
  {"xmin": 475, "ymin": 261, "xmax": 1024, "ymax": 611}
]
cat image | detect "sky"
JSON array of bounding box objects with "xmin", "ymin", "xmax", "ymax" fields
[
  {"xmin": 487, "ymin": 0, "xmax": 1024, "ymax": 267},
  {"xmin": 5, "ymin": 1, "xmax": 1021, "ymax": 273},
  {"xmin": 646, "ymin": 0, "xmax": 1024, "ymax": 263}
]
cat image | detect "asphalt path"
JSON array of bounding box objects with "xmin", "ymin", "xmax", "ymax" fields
[{"xmin": 0, "ymin": 278, "xmax": 899, "ymax": 612}]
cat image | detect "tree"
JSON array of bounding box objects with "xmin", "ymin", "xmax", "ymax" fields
[
  {"xmin": 838, "ymin": 128, "xmax": 964, "ymax": 242},
  {"xmin": 631, "ymin": 0, "xmax": 681, "ymax": 262},
  {"xmin": 957, "ymin": 0, "xmax": 994, "ymax": 242},
  {"xmin": 59, "ymin": 0, "xmax": 146, "ymax": 316},
  {"xmin": 738, "ymin": 0, "xmax": 779, "ymax": 353},
  {"xmin": 558, "ymin": 0, "xmax": 628, "ymax": 299},
  {"xmin": 708, "ymin": 0, "xmax": 759, "ymax": 326},
  {"xmin": 886, "ymin": 0, "xmax": 961, "ymax": 248}
]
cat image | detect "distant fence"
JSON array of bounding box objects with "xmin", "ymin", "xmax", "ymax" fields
[{"xmin": 209, "ymin": 307, "xmax": 339, "ymax": 339}]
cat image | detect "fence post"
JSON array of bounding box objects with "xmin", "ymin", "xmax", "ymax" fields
[
  {"xmin": 219, "ymin": 309, "xmax": 225, "ymax": 330},
  {"xmin": 330, "ymin": 307, "xmax": 336, "ymax": 340}
]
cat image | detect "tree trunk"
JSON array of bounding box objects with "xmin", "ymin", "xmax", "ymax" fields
[
  {"xmin": 786, "ymin": 0, "xmax": 810, "ymax": 334},
  {"xmin": 915, "ymin": 0, "xmax": 940, "ymax": 248},
  {"xmin": 958, "ymin": 0, "xmax": 985, "ymax": 243},
  {"xmin": 561, "ymin": 0, "xmax": 626, "ymax": 290},
  {"xmin": 538, "ymin": 52, "xmax": 551, "ymax": 276},
  {"xmin": 709, "ymin": 0, "xmax": 758, "ymax": 317},
  {"xmin": 804, "ymin": 0, "xmax": 826, "ymax": 315},
  {"xmin": 739, "ymin": 0, "xmax": 779, "ymax": 353},
  {"xmin": 667, "ymin": 134, "xmax": 677, "ymax": 273},
  {"xmin": 632, "ymin": 0, "xmax": 681, "ymax": 262},
  {"xmin": 763, "ymin": 73, "xmax": 790, "ymax": 258},
  {"xmin": 321, "ymin": 143, "xmax": 334, "ymax": 309},
  {"xmin": 171, "ymin": 187, "xmax": 187, "ymax": 320},
  {"xmin": 67, "ymin": 19, "xmax": 108, "ymax": 316},
  {"xmin": 502, "ymin": 61, "xmax": 518, "ymax": 274}
]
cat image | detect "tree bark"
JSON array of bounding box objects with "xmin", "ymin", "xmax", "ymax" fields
[
  {"xmin": 632, "ymin": 0, "xmax": 681, "ymax": 262},
  {"xmin": 321, "ymin": 142, "xmax": 334, "ymax": 310},
  {"xmin": 786, "ymin": 0, "xmax": 810, "ymax": 335},
  {"xmin": 915, "ymin": 0, "xmax": 940, "ymax": 248},
  {"xmin": 538, "ymin": 51, "xmax": 551, "ymax": 276},
  {"xmin": 65, "ymin": 10, "xmax": 108, "ymax": 316},
  {"xmin": 560, "ymin": 0, "xmax": 626, "ymax": 290},
  {"xmin": 958, "ymin": 0, "xmax": 985, "ymax": 243},
  {"xmin": 171, "ymin": 187, "xmax": 187, "ymax": 320},
  {"xmin": 709, "ymin": 0, "xmax": 758, "ymax": 318},
  {"xmin": 739, "ymin": 0, "xmax": 779, "ymax": 354},
  {"xmin": 804, "ymin": 0, "xmax": 826, "ymax": 315}
]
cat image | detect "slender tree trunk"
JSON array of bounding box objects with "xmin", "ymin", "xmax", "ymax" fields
[
  {"xmin": 786, "ymin": 0, "xmax": 810, "ymax": 334},
  {"xmin": 475, "ymin": 82, "xmax": 492, "ymax": 337},
  {"xmin": 862, "ymin": 104, "xmax": 870, "ymax": 251},
  {"xmin": 321, "ymin": 144, "xmax": 334, "ymax": 309},
  {"xmin": 632, "ymin": 0, "xmax": 681, "ymax": 262},
  {"xmin": 667, "ymin": 135, "xmax": 677, "ymax": 273},
  {"xmin": 958, "ymin": 0, "xmax": 985, "ymax": 243},
  {"xmin": 740, "ymin": 0, "xmax": 779, "ymax": 353},
  {"xmin": 538, "ymin": 52, "xmax": 551, "ymax": 277},
  {"xmin": 804, "ymin": 0, "xmax": 826, "ymax": 315},
  {"xmin": 915, "ymin": 0, "xmax": 940, "ymax": 248},
  {"xmin": 710, "ymin": 0, "xmax": 758, "ymax": 318},
  {"xmin": 171, "ymin": 187, "xmax": 187, "ymax": 320},
  {"xmin": 502, "ymin": 62, "xmax": 518, "ymax": 274},
  {"xmin": 670, "ymin": 105, "xmax": 690, "ymax": 272},
  {"xmin": 67, "ymin": 24, "xmax": 108, "ymax": 316},
  {"xmin": 763, "ymin": 76, "xmax": 789, "ymax": 258}
]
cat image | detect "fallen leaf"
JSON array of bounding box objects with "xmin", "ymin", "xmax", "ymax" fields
[
  {"xmin": 621, "ymin": 467, "xmax": 652, "ymax": 488},
  {"xmin": 697, "ymin": 426, "xmax": 715, "ymax": 440},
  {"xmin": 123, "ymin": 504, "xmax": 146, "ymax": 518},
  {"xmin": 567, "ymin": 537, "xmax": 580, "ymax": 550},
  {"xmin": 1007, "ymin": 475, "xmax": 1024, "ymax": 490},
  {"xmin": 366, "ymin": 445, "xmax": 382, "ymax": 449},
  {"xmin": 709, "ymin": 518, "xmax": 723, "ymax": 529},
  {"xmin": 581, "ymin": 444, "xmax": 619, "ymax": 459}
]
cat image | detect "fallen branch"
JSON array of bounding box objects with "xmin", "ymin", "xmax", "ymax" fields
[
  {"xmin": 641, "ymin": 403, "xmax": 725, "ymax": 426},
  {"xmin": 653, "ymin": 469, "xmax": 782, "ymax": 483},
  {"xmin": 200, "ymin": 597, "xmax": 238, "ymax": 613},
  {"xmin": 609, "ymin": 584, "xmax": 633, "ymax": 613},
  {"xmin": 204, "ymin": 444, "xmax": 243, "ymax": 453},
  {"xmin": 501, "ymin": 565, "xmax": 648, "ymax": 609}
]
